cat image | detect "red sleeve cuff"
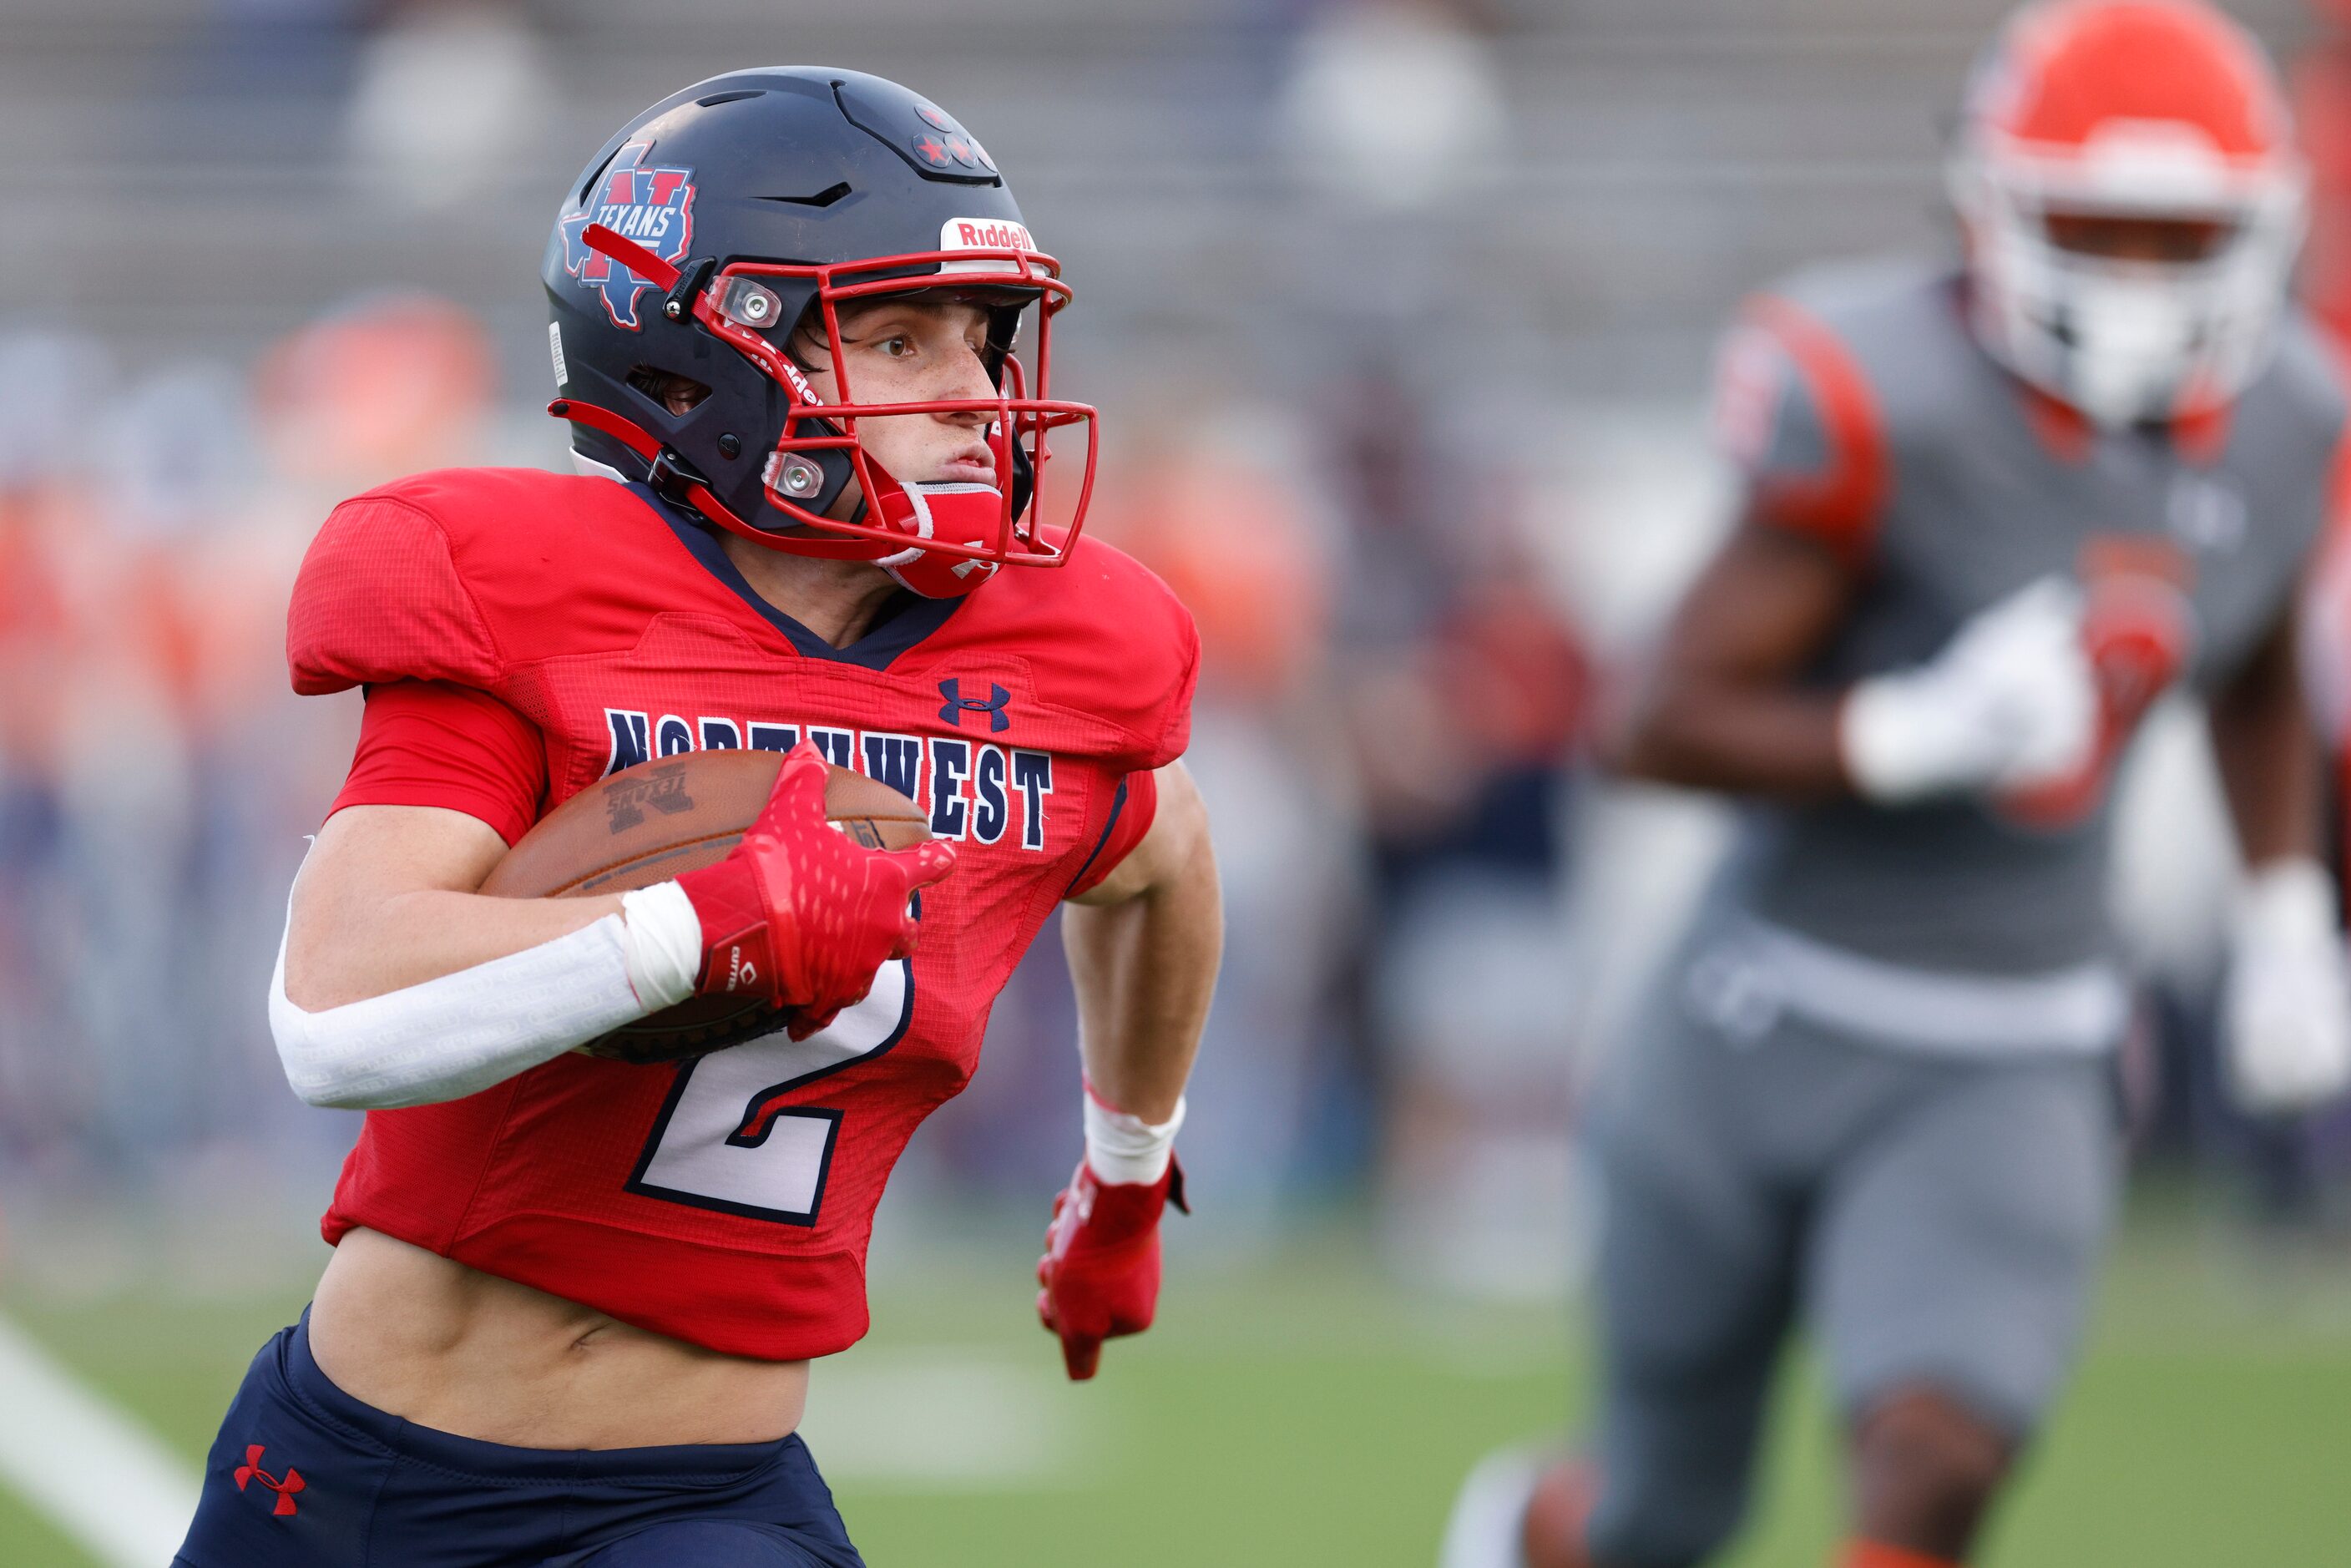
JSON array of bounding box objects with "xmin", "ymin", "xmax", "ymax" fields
[
  {"xmin": 1066, "ymin": 769, "xmax": 1160, "ymax": 898},
  {"xmin": 328, "ymin": 680, "xmax": 548, "ymax": 847}
]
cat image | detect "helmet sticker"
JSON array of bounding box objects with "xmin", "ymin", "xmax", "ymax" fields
[
  {"xmin": 908, "ymin": 99, "xmax": 996, "ymax": 172},
  {"xmin": 560, "ymin": 141, "xmax": 696, "ymax": 331},
  {"xmin": 939, "ymin": 217, "xmax": 1039, "ymax": 278},
  {"xmin": 943, "ymin": 217, "xmax": 1034, "ymax": 251},
  {"xmin": 548, "ymin": 321, "xmax": 569, "ymax": 388}
]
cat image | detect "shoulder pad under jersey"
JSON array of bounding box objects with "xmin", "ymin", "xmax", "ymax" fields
[
  {"xmin": 1711, "ymin": 261, "xmax": 1942, "ymax": 565},
  {"xmin": 975, "ymin": 534, "xmax": 1201, "ymax": 772},
  {"xmin": 286, "ymin": 467, "xmax": 607, "ymax": 696}
]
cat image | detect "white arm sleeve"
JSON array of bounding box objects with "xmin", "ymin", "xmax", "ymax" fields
[{"xmin": 265, "ymin": 882, "xmax": 706, "ymax": 1110}]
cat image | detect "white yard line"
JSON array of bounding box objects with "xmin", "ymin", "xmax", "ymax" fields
[{"xmin": 0, "ymin": 1313, "xmax": 200, "ymax": 1567}]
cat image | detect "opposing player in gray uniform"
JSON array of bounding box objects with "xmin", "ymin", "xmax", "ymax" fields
[{"xmin": 1444, "ymin": 4, "xmax": 2351, "ymax": 1567}]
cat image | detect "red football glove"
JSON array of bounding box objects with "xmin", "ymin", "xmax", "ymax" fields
[
  {"xmin": 675, "ymin": 743, "xmax": 956, "ymax": 1038},
  {"xmin": 1036, "ymin": 1157, "xmax": 1187, "ymax": 1381}
]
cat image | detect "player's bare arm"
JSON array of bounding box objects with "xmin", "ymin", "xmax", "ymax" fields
[
  {"xmin": 1608, "ymin": 517, "xmax": 2111, "ymax": 812},
  {"xmin": 284, "ymin": 805, "xmax": 619, "ymax": 1010},
  {"xmin": 1600, "ymin": 522, "xmax": 1857, "ymax": 799},
  {"xmin": 1032, "ymin": 761, "xmax": 1219, "ymax": 1380},
  {"xmin": 2207, "ymin": 599, "xmax": 2351, "ymax": 1111},
  {"xmin": 2210, "ymin": 600, "xmax": 2322, "ymax": 866},
  {"xmin": 1063, "ymin": 760, "xmax": 1220, "ymax": 1120}
]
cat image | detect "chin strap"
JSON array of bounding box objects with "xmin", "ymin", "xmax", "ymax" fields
[
  {"xmin": 549, "ymin": 397, "xmax": 1039, "ymax": 594},
  {"xmin": 549, "ymin": 397, "xmax": 895, "ymax": 560}
]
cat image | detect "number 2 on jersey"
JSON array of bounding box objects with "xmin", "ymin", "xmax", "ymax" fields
[{"xmin": 625, "ymin": 959, "xmax": 914, "ymax": 1225}]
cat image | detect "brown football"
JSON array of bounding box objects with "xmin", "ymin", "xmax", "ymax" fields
[{"xmin": 478, "ymin": 751, "xmax": 928, "ymax": 1063}]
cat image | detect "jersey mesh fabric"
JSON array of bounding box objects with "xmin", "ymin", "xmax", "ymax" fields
[
  {"xmin": 330, "ymin": 681, "xmax": 547, "ymax": 846},
  {"xmin": 287, "ymin": 495, "xmax": 503, "ymax": 695},
  {"xmin": 288, "ymin": 468, "xmax": 1198, "ymax": 1360},
  {"xmin": 1066, "ymin": 768, "xmax": 1158, "ymax": 897}
]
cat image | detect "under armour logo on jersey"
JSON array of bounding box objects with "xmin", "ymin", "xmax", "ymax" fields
[
  {"xmin": 938, "ymin": 679, "xmax": 1012, "ymax": 732},
  {"xmin": 234, "ymin": 1445, "xmax": 305, "ymax": 1517},
  {"xmin": 560, "ymin": 140, "xmax": 696, "ymax": 331}
]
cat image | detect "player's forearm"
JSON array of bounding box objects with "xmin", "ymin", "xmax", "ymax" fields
[
  {"xmin": 281, "ymin": 804, "xmax": 624, "ymax": 1010},
  {"xmin": 274, "ymin": 807, "xmax": 664, "ymax": 1110},
  {"xmin": 1062, "ymin": 832, "xmax": 1221, "ymax": 1123},
  {"xmin": 287, "ymin": 886, "xmax": 624, "ymax": 1011},
  {"xmin": 2211, "ymin": 610, "xmax": 2321, "ymax": 867},
  {"xmin": 1601, "ymin": 676, "xmax": 1852, "ymax": 800},
  {"xmin": 1040, "ymin": 841, "xmax": 1214, "ymax": 1377},
  {"xmin": 270, "ymin": 910, "xmax": 655, "ymax": 1110},
  {"xmin": 1598, "ymin": 521, "xmax": 1858, "ymax": 800},
  {"xmin": 2213, "ymin": 701, "xmax": 2320, "ymax": 867}
]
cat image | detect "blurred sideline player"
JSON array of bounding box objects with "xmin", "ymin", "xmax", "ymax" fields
[
  {"xmin": 1445, "ymin": 5, "xmax": 2351, "ymax": 1567},
  {"xmin": 174, "ymin": 70, "xmax": 1220, "ymax": 1567}
]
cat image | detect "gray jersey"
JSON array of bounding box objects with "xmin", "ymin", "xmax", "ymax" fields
[{"xmin": 1711, "ymin": 258, "xmax": 2345, "ymax": 975}]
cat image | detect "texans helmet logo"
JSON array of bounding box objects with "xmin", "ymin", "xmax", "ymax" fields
[{"xmin": 561, "ymin": 141, "xmax": 696, "ymax": 330}]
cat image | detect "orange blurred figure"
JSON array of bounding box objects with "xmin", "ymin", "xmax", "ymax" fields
[{"xmin": 255, "ymin": 294, "xmax": 497, "ymax": 489}]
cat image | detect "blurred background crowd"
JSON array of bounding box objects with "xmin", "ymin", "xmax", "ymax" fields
[{"xmin": 5, "ymin": 0, "xmax": 2351, "ymax": 1300}]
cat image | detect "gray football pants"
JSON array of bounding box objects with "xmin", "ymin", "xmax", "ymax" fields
[{"xmin": 1582, "ymin": 957, "xmax": 2121, "ymax": 1568}]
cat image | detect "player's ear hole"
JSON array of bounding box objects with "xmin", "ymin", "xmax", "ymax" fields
[{"xmin": 626, "ymin": 367, "xmax": 711, "ymax": 417}]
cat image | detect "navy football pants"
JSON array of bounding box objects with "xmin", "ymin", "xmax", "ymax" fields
[{"xmin": 174, "ymin": 1312, "xmax": 864, "ymax": 1567}]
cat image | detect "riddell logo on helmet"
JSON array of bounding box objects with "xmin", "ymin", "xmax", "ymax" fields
[
  {"xmin": 938, "ymin": 218, "xmax": 1040, "ymax": 280},
  {"xmin": 943, "ymin": 218, "xmax": 1035, "ymax": 252}
]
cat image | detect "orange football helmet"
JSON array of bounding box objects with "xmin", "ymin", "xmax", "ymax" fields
[{"xmin": 1949, "ymin": 0, "xmax": 2308, "ymax": 424}]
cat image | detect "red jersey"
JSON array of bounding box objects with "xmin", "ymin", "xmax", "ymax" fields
[{"xmin": 286, "ymin": 468, "xmax": 1198, "ymax": 1360}]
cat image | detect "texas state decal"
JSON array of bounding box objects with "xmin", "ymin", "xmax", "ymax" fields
[{"xmin": 561, "ymin": 140, "xmax": 695, "ymax": 330}]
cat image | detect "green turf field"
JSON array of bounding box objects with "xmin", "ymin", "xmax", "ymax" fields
[{"xmin": 5, "ymin": 1206, "xmax": 2349, "ymax": 1567}]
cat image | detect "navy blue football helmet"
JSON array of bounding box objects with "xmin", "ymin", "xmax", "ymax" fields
[{"xmin": 542, "ymin": 68, "xmax": 1095, "ymax": 594}]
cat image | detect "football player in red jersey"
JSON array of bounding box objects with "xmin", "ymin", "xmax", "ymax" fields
[{"xmin": 174, "ymin": 69, "xmax": 1220, "ymax": 1568}]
